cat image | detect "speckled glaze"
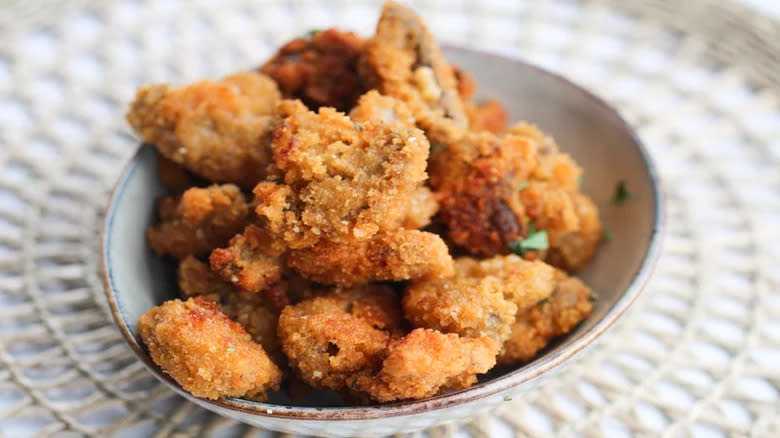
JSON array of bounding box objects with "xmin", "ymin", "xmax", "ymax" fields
[{"xmin": 101, "ymin": 46, "xmax": 664, "ymax": 437}]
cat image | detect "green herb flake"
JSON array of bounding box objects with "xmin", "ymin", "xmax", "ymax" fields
[
  {"xmin": 307, "ymin": 29, "xmax": 321, "ymax": 38},
  {"xmin": 273, "ymin": 178, "xmax": 283, "ymax": 184},
  {"xmin": 431, "ymin": 142, "xmax": 447, "ymax": 151},
  {"xmin": 611, "ymin": 180, "xmax": 632, "ymax": 205},
  {"xmin": 603, "ymin": 230, "xmax": 613, "ymax": 242},
  {"xmin": 517, "ymin": 181, "xmax": 529, "ymax": 191},
  {"xmin": 354, "ymin": 122, "xmax": 364, "ymax": 131},
  {"xmin": 588, "ymin": 294, "xmax": 597, "ymax": 303},
  {"xmin": 576, "ymin": 175, "xmax": 583, "ymax": 186},
  {"xmin": 509, "ymin": 224, "xmax": 549, "ymax": 255},
  {"xmin": 503, "ymin": 395, "xmax": 513, "ymax": 401},
  {"xmin": 226, "ymin": 347, "xmax": 235, "ymax": 353},
  {"xmin": 537, "ymin": 297, "xmax": 549, "ymax": 305}
]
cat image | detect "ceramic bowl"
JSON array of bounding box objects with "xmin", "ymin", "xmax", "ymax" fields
[{"xmin": 102, "ymin": 46, "xmax": 664, "ymax": 437}]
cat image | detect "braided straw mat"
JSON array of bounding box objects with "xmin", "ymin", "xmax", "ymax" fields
[{"xmin": 1, "ymin": 0, "xmax": 779, "ymax": 436}]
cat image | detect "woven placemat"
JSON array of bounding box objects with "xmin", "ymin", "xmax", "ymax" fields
[{"xmin": 1, "ymin": 0, "xmax": 779, "ymax": 436}]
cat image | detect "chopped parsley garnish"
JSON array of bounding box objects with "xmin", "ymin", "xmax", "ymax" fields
[
  {"xmin": 537, "ymin": 297, "xmax": 549, "ymax": 305},
  {"xmin": 517, "ymin": 181, "xmax": 529, "ymax": 191},
  {"xmin": 273, "ymin": 178, "xmax": 283, "ymax": 184},
  {"xmin": 226, "ymin": 347, "xmax": 235, "ymax": 353},
  {"xmin": 431, "ymin": 142, "xmax": 447, "ymax": 151},
  {"xmin": 588, "ymin": 294, "xmax": 597, "ymax": 302},
  {"xmin": 307, "ymin": 29, "xmax": 321, "ymax": 38},
  {"xmin": 576, "ymin": 175, "xmax": 583, "ymax": 186},
  {"xmin": 603, "ymin": 230, "xmax": 613, "ymax": 242},
  {"xmin": 611, "ymin": 180, "xmax": 632, "ymax": 204},
  {"xmin": 509, "ymin": 224, "xmax": 549, "ymax": 255},
  {"xmin": 354, "ymin": 122, "xmax": 364, "ymax": 131}
]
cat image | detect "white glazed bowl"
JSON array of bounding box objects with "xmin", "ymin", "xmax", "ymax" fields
[{"xmin": 102, "ymin": 46, "xmax": 664, "ymax": 437}]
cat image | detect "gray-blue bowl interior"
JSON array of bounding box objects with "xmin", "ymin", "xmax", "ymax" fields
[{"xmin": 102, "ymin": 45, "xmax": 663, "ymax": 419}]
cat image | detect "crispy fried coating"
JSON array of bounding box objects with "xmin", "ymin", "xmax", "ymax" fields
[
  {"xmin": 397, "ymin": 186, "xmax": 438, "ymax": 229},
  {"xmin": 157, "ymin": 156, "xmax": 202, "ymax": 194},
  {"xmin": 360, "ymin": 1, "xmax": 467, "ymax": 143},
  {"xmin": 209, "ymin": 225, "xmax": 285, "ymax": 302},
  {"xmin": 430, "ymin": 123, "xmax": 602, "ymax": 270},
  {"xmin": 261, "ymin": 28, "xmax": 366, "ymax": 112},
  {"xmin": 147, "ymin": 184, "xmax": 248, "ymax": 259},
  {"xmin": 429, "ymin": 130, "xmax": 538, "ymax": 256},
  {"xmin": 498, "ymin": 272, "xmax": 594, "ymax": 365},
  {"xmin": 255, "ymin": 99, "xmax": 429, "ymax": 248},
  {"xmin": 278, "ymin": 287, "xmax": 400, "ymax": 390},
  {"xmin": 348, "ymin": 90, "xmax": 416, "ymax": 127},
  {"xmin": 466, "ymin": 99, "xmax": 509, "ymax": 134},
  {"xmin": 138, "ymin": 297, "xmax": 282, "ymax": 400},
  {"xmin": 177, "ymin": 257, "xmax": 282, "ymax": 362},
  {"xmin": 350, "ymin": 328, "xmax": 498, "ymax": 402},
  {"xmin": 287, "ymin": 230, "xmax": 454, "ymax": 286},
  {"xmin": 452, "ymin": 64, "xmax": 477, "ymax": 100},
  {"xmin": 403, "ymin": 255, "xmax": 556, "ymax": 343},
  {"xmin": 127, "ymin": 72, "xmax": 281, "ymax": 189}
]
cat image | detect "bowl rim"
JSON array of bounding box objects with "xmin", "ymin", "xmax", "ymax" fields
[{"xmin": 101, "ymin": 44, "xmax": 665, "ymax": 421}]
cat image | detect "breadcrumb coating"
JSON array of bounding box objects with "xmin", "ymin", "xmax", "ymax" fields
[
  {"xmin": 498, "ymin": 272, "xmax": 594, "ymax": 365},
  {"xmin": 147, "ymin": 184, "xmax": 248, "ymax": 259},
  {"xmin": 429, "ymin": 130, "xmax": 538, "ymax": 256},
  {"xmin": 126, "ymin": 72, "xmax": 281, "ymax": 189},
  {"xmin": 466, "ymin": 99, "xmax": 509, "ymax": 134},
  {"xmin": 209, "ymin": 224, "xmax": 285, "ymax": 303},
  {"xmin": 156, "ymin": 156, "xmax": 202, "ymax": 194},
  {"xmin": 287, "ymin": 229, "xmax": 453, "ymax": 286},
  {"xmin": 137, "ymin": 297, "xmax": 282, "ymax": 400},
  {"xmin": 430, "ymin": 123, "xmax": 602, "ymax": 270},
  {"xmin": 360, "ymin": 1, "xmax": 468, "ymax": 143},
  {"xmin": 255, "ymin": 98, "xmax": 429, "ymax": 248},
  {"xmin": 278, "ymin": 287, "xmax": 399, "ymax": 390},
  {"xmin": 350, "ymin": 328, "xmax": 498, "ymax": 402},
  {"xmin": 403, "ymin": 255, "xmax": 556, "ymax": 343},
  {"xmin": 397, "ymin": 186, "xmax": 438, "ymax": 229},
  {"xmin": 177, "ymin": 257, "xmax": 282, "ymax": 363},
  {"xmin": 261, "ymin": 28, "xmax": 366, "ymax": 112}
]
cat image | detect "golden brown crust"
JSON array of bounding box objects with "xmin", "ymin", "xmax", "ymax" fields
[
  {"xmin": 209, "ymin": 224, "xmax": 285, "ymax": 302},
  {"xmin": 350, "ymin": 328, "xmax": 498, "ymax": 402},
  {"xmin": 126, "ymin": 72, "xmax": 281, "ymax": 189},
  {"xmin": 430, "ymin": 123, "xmax": 602, "ymax": 270},
  {"xmin": 147, "ymin": 184, "xmax": 248, "ymax": 259},
  {"xmin": 429, "ymin": 131, "xmax": 538, "ymax": 256},
  {"xmin": 360, "ymin": 1, "xmax": 467, "ymax": 144},
  {"xmin": 157, "ymin": 156, "xmax": 202, "ymax": 194},
  {"xmin": 261, "ymin": 28, "xmax": 366, "ymax": 112},
  {"xmin": 137, "ymin": 297, "xmax": 282, "ymax": 400},
  {"xmin": 497, "ymin": 272, "xmax": 594, "ymax": 365},
  {"xmin": 277, "ymin": 287, "xmax": 399, "ymax": 390},
  {"xmin": 452, "ymin": 64, "xmax": 477, "ymax": 101},
  {"xmin": 287, "ymin": 230, "xmax": 454, "ymax": 286},
  {"xmin": 466, "ymin": 99, "xmax": 508, "ymax": 134},
  {"xmin": 403, "ymin": 255, "xmax": 556, "ymax": 343},
  {"xmin": 256, "ymin": 99, "xmax": 429, "ymax": 248},
  {"xmin": 177, "ymin": 257, "xmax": 283, "ymax": 363},
  {"xmin": 397, "ymin": 186, "xmax": 438, "ymax": 229}
]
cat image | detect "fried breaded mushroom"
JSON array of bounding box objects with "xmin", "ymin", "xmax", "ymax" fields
[
  {"xmin": 429, "ymin": 130, "xmax": 538, "ymax": 256},
  {"xmin": 397, "ymin": 186, "xmax": 438, "ymax": 229},
  {"xmin": 278, "ymin": 287, "xmax": 400, "ymax": 390},
  {"xmin": 177, "ymin": 256, "xmax": 282, "ymax": 362},
  {"xmin": 209, "ymin": 225, "xmax": 285, "ymax": 304},
  {"xmin": 157, "ymin": 156, "xmax": 202, "ymax": 194},
  {"xmin": 138, "ymin": 297, "xmax": 282, "ymax": 400},
  {"xmin": 360, "ymin": 1, "xmax": 468, "ymax": 143},
  {"xmin": 126, "ymin": 72, "xmax": 281, "ymax": 189},
  {"xmin": 403, "ymin": 255, "xmax": 556, "ymax": 343},
  {"xmin": 147, "ymin": 184, "xmax": 248, "ymax": 259},
  {"xmin": 261, "ymin": 28, "xmax": 366, "ymax": 112},
  {"xmin": 287, "ymin": 230, "xmax": 454, "ymax": 286},
  {"xmin": 349, "ymin": 328, "xmax": 498, "ymax": 402},
  {"xmin": 254, "ymin": 99, "xmax": 429, "ymax": 248},
  {"xmin": 498, "ymin": 272, "xmax": 595, "ymax": 365},
  {"xmin": 466, "ymin": 99, "xmax": 509, "ymax": 134},
  {"xmin": 430, "ymin": 123, "xmax": 602, "ymax": 270}
]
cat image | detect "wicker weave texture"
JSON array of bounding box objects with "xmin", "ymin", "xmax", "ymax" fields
[{"xmin": 0, "ymin": 0, "xmax": 779, "ymax": 436}]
